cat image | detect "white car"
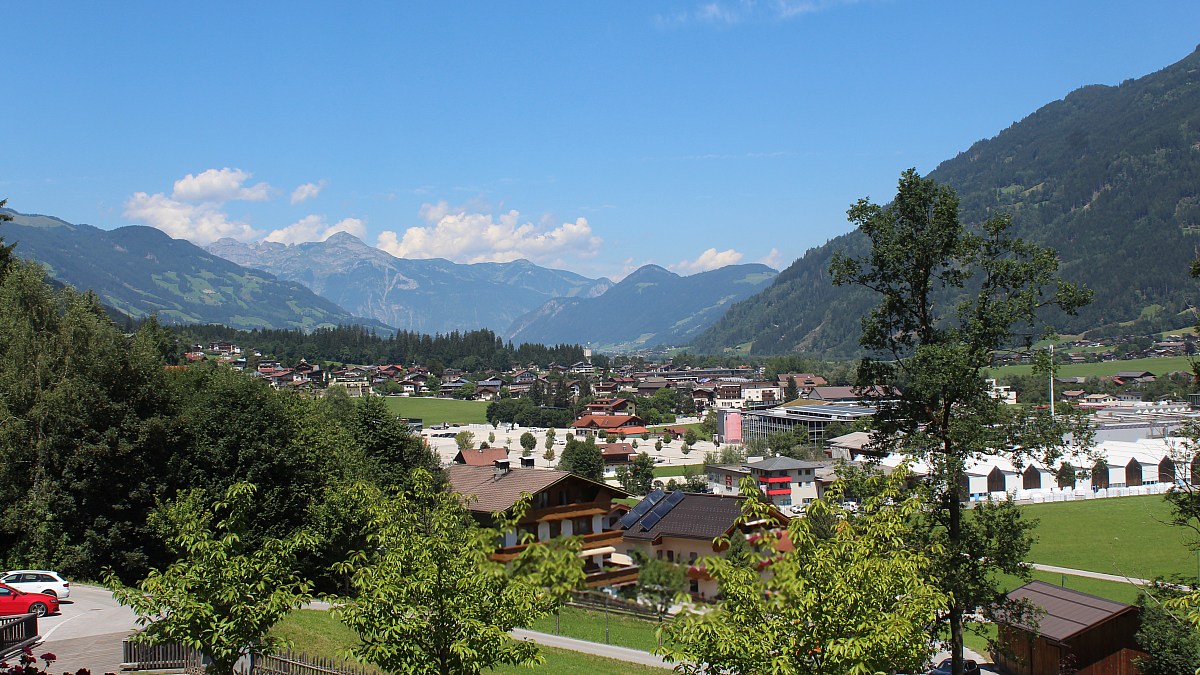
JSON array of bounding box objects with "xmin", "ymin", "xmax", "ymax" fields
[{"xmin": 2, "ymin": 570, "xmax": 70, "ymax": 599}]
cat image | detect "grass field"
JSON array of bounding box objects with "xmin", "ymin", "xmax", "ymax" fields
[
  {"xmin": 1022, "ymin": 495, "xmax": 1198, "ymax": 581},
  {"xmin": 652, "ymin": 465, "xmax": 697, "ymax": 478},
  {"xmin": 273, "ymin": 609, "xmax": 667, "ymax": 673},
  {"xmin": 530, "ymin": 606, "xmax": 663, "ymax": 653},
  {"xmin": 987, "ymin": 355, "xmax": 1194, "ymax": 379},
  {"xmin": 381, "ymin": 396, "xmax": 489, "ymax": 425}
]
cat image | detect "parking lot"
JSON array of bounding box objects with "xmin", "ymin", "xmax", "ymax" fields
[{"xmin": 422, "ymin": 420, "xmax": 716, "ymax": 475}]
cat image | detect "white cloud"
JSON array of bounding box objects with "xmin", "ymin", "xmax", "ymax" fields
[
  {"xmin": 124, "ymin": 192, "xmax": 261, "ymax": 244},
  {"xmin": 658, "ymin": 0, "xmax": 861, "ymax": 25},
  {"xmin": 759, "ymin": 247, "xmax": 784, "ymax": 269},
  {"xmin": 172, "ymin": 168, "xmax": 270, "ymax": 203},
  {"xmin": 376, "ymin": 202, "xmax": 603, "ymax": 264},
  {"xmin": 671, "ymin": 248, "xmax": 745, "ymax": 274},
  {"xmin": 265, "ymin": 215, "xmax": 366, "ymax": 245},
  {"xmin": 290, "ymin": 180, "xmax": 327, "ymax": 205}
]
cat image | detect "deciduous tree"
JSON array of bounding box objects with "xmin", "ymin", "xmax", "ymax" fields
[
  {"xmin": 108, "ymin": 483, "xmax": 315, "ymax": 675},
  {"xmin": 557, "ymin": 436, "xmax": 604, "ymax": 481},
  {"xmin": 334, "ymin": 469, "xmax": 583, "ymax": 674},
  {"xmin": 659, "ymin": 469, "xmax": 944, "ymax": 674},
  {"xmin": 829, "ymin": 169, "xmax": 1093, "ymax": 673}
]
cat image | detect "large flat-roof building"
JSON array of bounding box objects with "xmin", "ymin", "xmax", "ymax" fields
[{"xmin": 740, "ymin": 403, "xmax": 875, "ymax": 443}]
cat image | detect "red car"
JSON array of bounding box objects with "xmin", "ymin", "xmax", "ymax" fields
[{"xmin": 0, "ymin": 582, "xmax": 58, "ymax": 617}]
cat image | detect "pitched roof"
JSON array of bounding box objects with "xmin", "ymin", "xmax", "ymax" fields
[
  {"xmin": 571, "ymin": 414, "xmax": 646, "ymax": 429},
  {"xmin": 600, "ymin": 443, "xmax": 635, "ymax": 457},
  {"xmin": 447, "ymin": 465, "xmax": 571, "ymax": 513},
  {"xmin": 1004, "ymin": 581, "xmax": 1137, "ymax": 642},
  {"xmin": 453, "ymin": 446, "xmax": 510, "ymax": 466},
  {"xmin": 620, "ymin": 492, "xmax": 777, "ymax": 542}
]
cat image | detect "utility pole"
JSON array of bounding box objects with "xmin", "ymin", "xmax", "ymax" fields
[{"xmin": 1049, "ymin": 343, "xmax": 1055, "ymax": 418}]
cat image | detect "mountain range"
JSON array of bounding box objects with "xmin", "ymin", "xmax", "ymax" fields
[
  {"xmin": 206, "ymin": 233, "xmax": 612, "ymax": 335},
  {"xmin": 0, "ymin": 209, "xmax": 770, "ymax": 348},
  {"xmin": 0, "ymin": 211, "xmax": 387, "ymax": 331},
  {"xmin": 506, "ymin": 263, "xmax": 777, "ymax": 351},
  {"xmin": 693, "ymin": 45, "xmax": 1200, "ymax": 356}
]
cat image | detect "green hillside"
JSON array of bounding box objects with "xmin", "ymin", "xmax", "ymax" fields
[
  {"xmin": 506, "ymin": 263, "xmax": 778, "ymax": 350},
  {"xmin": 693, "ymin": 46, "xmax": 1200, "ymax": 356},
  {"xmin": 0, "ymin": 210, "xmax": 389, "ymax": 331}
]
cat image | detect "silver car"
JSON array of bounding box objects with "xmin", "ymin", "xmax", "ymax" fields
[{"xmin": 2, "ymin": 570, "xmax": 70, "ymax": 599}]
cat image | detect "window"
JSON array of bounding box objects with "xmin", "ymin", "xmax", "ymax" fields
[{"xmin": 667, "ymin": 550, "xmax": 675, "ymax": 562}]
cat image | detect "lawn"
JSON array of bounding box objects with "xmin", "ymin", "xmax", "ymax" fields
[
  {"xmin": 1022, "ymin": 494, "xmax": 1198, "ymax": 581},
  {"xmin": 652, "ymin": 465, "xmax": 696, "ymax": 478},
  {"xmin": 382, "ymin": 396, "xmax": 489, "ymax": 425},
  {"xmin": 273, "ymin": 609, "xmax": 667, "ymax": 674},
  {"xmin": 530, "ymin": 606, "xmax": 663, "ymax": 653},
  {"xmin": 987, "ymin": 354, "xmax": 1194, "ymax": 379}
]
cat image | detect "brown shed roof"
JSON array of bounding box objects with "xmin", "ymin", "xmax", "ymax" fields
[
  {"xmin": 452, "ymin": 447, "xmax": 510, "ymax": 466},
  {"xmin": 1005, "ymin": 581, "xmax": 1137, "ymax": 643}
]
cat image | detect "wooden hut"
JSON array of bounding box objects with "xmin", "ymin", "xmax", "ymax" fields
[{"xmin": 994, "ymin": 581, "xmax": 1146, "ymax": 675}]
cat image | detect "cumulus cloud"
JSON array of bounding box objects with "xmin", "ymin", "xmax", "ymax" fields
[
  {"xmin": 124, "ymin": 167, "xmax": 274, "ymax": 244},
  {"xmin": 124, "ymin": 192, "xmax": 261, "ymax": 243},
  {"xmin": 290, "ymin": 180, "xmax": 327, "ymax": 205},
  {"xmin": 759, "ymin": 247, "xmax": 784, "ymax": 269},
  {"xmin": 172, "ymin": 168, "xmax": 270, "ymax": 202},
  {"xmin": 265, "ymin": 215, "xmax": 366, "ymax": 245},
  {"xmin": 376, "ymin": 202, "xmax": 603, "ymax": 264},
  {"xmin": 671, "ymin": 248, "xmax": 745, "ymax": 274}
]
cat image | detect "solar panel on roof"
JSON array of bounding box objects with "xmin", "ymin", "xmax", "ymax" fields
[
  {"xmin": 639, "ymin": 490, "xmax": 687, "ymax": 531},
  {"xmin": 618, "ymin": 489, "xmax": 665, "ymax": 529}
]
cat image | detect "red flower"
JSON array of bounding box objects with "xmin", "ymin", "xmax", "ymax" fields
[{"xmin": 37, "ymin": 653, "xmax": 55, "ymax": 665}]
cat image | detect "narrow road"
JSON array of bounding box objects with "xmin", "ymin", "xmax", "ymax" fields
[
  {"xmin": 511, "ymin": 628, "xmax": 670, "ymax": 669},
  {"xmin": 1030, "ymin": 563, "xmax": 1154, "ymax": 586},
  {"xmin": 35, "ymin": 584, "xmax": 137, "ymax": 675}
]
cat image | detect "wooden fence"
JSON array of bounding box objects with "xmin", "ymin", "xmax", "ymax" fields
[
  {"xmin": 0, "ymin": 614, "xmax": 39, "ymax": 661},
  {"xmin": 120, "ymin": 638, "xmax": 197, "ymax": 671},
  {"xmin": 252, "ymin": 651, "xmax": 378, "ymax": 675},
  {"xmin": 120, "ymin": 640, "xmax": 374, "ymax": 675}
]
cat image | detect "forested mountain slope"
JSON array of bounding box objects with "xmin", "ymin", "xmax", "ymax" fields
[
  {"xmin": 506, "ymin": 263, "xmax": 777, "ymax": 351},
  {"xmin": 693, "ymin": 45, "xmax": 1200, "ymax": 356},
  {"xmin": 207, "ymin": 232, "xmax": 612, "ymax": 335},
  {"xmin": 0, "ymin": 210, "xmax": 386, "ymax": 331}
]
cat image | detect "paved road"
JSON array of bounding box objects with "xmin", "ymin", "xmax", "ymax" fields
[
  {"xmin": 512, "ymin": 628, "xmax": 670, "ymax": 668},
  {"xmin": 35, "ymin": 584, "xmax": 137, "ymax": 674},
  {"xmin": 1031, "ymin": 562, "xmax": 1154, "ymax": 586}
]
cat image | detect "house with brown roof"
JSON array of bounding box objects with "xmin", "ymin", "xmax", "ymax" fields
[
  {"xmin": 599, "ymin": 443, "xmax": 636, "ymax": 466},
  {"xmin": 570, "ymin": 414, "xmax": 649, "ymax": 438},
  {"xmin": 452, "ymin": 446, "xmax": 510, "ymax": 466},
  {"xmin": 616, "ymin": 490, "xmax": 789, "ymax": 599},
  {"xmin": 995, "ymin": 581, "xmax": 1146, "ymax": 675},
  {"xmin": 777, "ymin": 373, "xmax": 828, "ymax": 388},
  {"xmin": 446, "ymin": 463, "xmax": 638, "ymax": 588},
  {"xmin": 582, "ymin": 397, "xmax": 635, "ymax": 417}
]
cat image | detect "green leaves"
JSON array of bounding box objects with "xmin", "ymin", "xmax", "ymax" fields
[
  {"xmin": 333, "ymin": 469, "xmax": 584, "ymax": 674},
  {"xmin": 830, "ymin": 170, "xmax": 1093, "ymax": 671},
  {"xmin": 107, "ymin": 482, "xmax": 315, "ymax": 675},
  {"xmin": 660, "ymin": 468, "xmax": 945, "ymax": 674}
]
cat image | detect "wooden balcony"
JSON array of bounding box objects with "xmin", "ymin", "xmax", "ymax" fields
[{"xmin": 492, "ymin": 529, "xmax": 626, "ymax": 563}]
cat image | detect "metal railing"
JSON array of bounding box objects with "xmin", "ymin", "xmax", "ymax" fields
[{"xmin": 252, "ymin": 651, "xmax": 377, "ymax": 675}]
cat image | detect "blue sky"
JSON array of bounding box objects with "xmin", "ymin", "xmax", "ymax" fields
[{"xmin": 3, "ymin": 1, "xmax": 1199, "ymax": 280}]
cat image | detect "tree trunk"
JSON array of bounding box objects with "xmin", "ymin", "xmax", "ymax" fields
[{"xmin": 949, "ymin": 451, "xmax": 965, "ymax": 675}]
